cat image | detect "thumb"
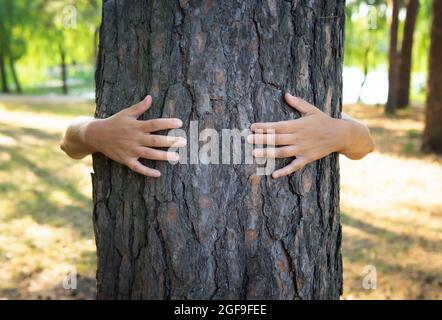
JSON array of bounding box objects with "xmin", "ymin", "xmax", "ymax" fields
[
  {"xmin": 284, "ymin": 93, "xmax": 319, "ymax": 115},
  {"xmin": 126, "ymin": 95, "xmax": 152, "ymax": 117}
]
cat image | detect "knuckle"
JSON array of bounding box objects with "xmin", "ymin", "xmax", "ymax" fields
[
  {"xmin": 276, "ymin": 149, "xmax": 286, "ymax": 158},
  {"xmin": 149, "ymin": 135, "xmax": 160, "ymax": 145},
  {"xmin": 127, "ymin": 162, "xmax": 137, "ymax": 171},
  {"xmin": 299, "ymin": 159, "xmax": 308, "ymax": 168}
]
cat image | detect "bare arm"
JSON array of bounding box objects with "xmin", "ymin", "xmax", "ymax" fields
[
  {"xmin": 60, "ymin": 95, "xmax": 187, "ymax": 177},
  {"xmin": 248, "ymin": 93, "xmax": 375, "ymax": 178},
  {"xmin": 339, "ymin": 111, "xmax": 375, "ymax": 160},
  {"xmin": 60, "ymin": 116, "xmax": 96, "ymax": 160}
]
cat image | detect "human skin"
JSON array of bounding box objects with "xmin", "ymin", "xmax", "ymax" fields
[
  {"xmin": 248, "ymin": 93, "xmax": 374, "ymax": 178},
  {"xmin": 60, "ymin": 95, "xmax": 186, "ymax": 178},
  {"xmin": 60, "ymin": 93, "xmax": 374, "ymax": 178}
]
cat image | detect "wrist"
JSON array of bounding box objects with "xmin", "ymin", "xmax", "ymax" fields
[
  {"xmin": 83, "ymin": 118, "xmax": 104, "ymax": 154},
  {"xmin": 333, "ymin": 118, "xmax": 352, "ymax": 155}
]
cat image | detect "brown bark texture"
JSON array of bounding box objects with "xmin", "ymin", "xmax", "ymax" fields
[
  {"xmin": 397, "ymin": 0, "xmax": 419, "ymax": 108},
  {"xmin": 93, "ymin": 0, "xmax": 345, "ymax": 300},
  {"xmin": 423, "ymin": 0, "xmax": 442, "ymax": 154}
]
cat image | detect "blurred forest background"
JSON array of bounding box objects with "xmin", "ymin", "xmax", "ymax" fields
[{"xmin": 0, "ymin": 0, "xmax": 441, "ymax": 299}]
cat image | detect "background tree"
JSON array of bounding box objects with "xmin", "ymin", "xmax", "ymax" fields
[
  {"xmin": 422, "ymin": 0, "xmax": 442, "ymax": 153},
  {"xmin": 386, "ymin": 0, "xmax": 400, "ymax": 114},
  {"xmin": 31, "ymin": 0, "xmax": 101, "ymax": 94},
  {"xmin": 0, "ymin": 49, "xmax": 9, "ymax": 93},
  {"xmin": 397, "ymin": 0, "xmax": 420, "ymax": 109},
  {"xmin": 93, "ymin": 0, "xmax": 344, "ymax": 299},
  {"xmin": 0, "ymin": 0, "xmax": 36, "ymax": 93}
]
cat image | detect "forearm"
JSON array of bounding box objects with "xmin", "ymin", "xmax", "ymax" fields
[
  {"xmin": 337, "ymin": 113, "xmax": 374, "ymax": 160},
  {"xmin": 60, "ymin": 117, "xmax": 98, "ymax": 159}
]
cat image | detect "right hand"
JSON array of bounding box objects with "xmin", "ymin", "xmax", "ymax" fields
[{"xmin": 85, "ymin": 95, "xmax": 186, "ymax": 178}]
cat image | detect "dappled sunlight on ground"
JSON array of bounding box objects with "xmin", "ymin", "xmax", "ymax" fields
[
  {"xmin": 340, "ymin": 104, "xmax": 442, "ymax": 299},
  {"xmin": 0, "ymin": 99, "xmax": 440, "ymax": 299},
  {"xmin": 0, "ymin": 100, "xmax": 96, "ymax": 299}
]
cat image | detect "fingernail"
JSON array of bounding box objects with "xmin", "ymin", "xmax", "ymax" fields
[
  {"xmin": 176, "ymin": 119, "xmax": 183, "ymax": 127},
  {"xmin": 153, "ymin": 171, "xmax": 161, "ymax": 178},
  {"xmin": 272, "ymin": 172, "xmax": 279, "ymax": 179},
  {"xmin": 246, "ymin": 135, "xmax": 253, "ymax": 144}
]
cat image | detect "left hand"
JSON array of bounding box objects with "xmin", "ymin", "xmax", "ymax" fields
[{"xmin": 248, "ymin": 93, "xmax": 347, "ymax": 179}]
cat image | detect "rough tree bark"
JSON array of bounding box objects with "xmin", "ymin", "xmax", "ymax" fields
[
  {"xmin": 397, "ymin": 0, "xmax": 419, "ymax": 109},
  {"xmin": 93, "ymin": 0, "xmax": 344, "ymax": 300},
  {"xmin": 386, "ymin": 0, "xmax": 400, "ymax": 114},
  {"xmin": 422, "ymin": 0, "xmax": 442, "ymax": 154}
]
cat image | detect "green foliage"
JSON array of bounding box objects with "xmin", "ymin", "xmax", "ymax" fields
[
  {"xmin": 345, "ymin": 0, "xmax": 389, "ymax": 69},
  {"xmin": 345, "ymin": 0, "xmax": 431, "ymax": 103},
  {"xmin": 0, "ymin": 0, "xmax": 101, "ymax": 91},
  {"xmin": 0, "ymin": 0, "xmax": 432, "ymax": 97}
]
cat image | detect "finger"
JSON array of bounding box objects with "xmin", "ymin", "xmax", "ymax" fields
[
  {"xmin": 253, "ymin": 146, "xmax": 299, "ymax": 158},
  {"xmin": 141, "ymin": 118, "xmax": 183, "ymax": 133},
  {"xmin": 247, "ymin": 133, "xmax": 294, "ymax": 146},
  {"xmin": 284, "ymin": 93, "xmax": 319, "ymax": 115},
  {"xmin": 272, "ymin": 157, "xmax": 307, "ymax": 179},
  {"xmin": 250, "ymin": 120, "xmax": 298, "ymax": 134},
  {"xmin": 137, "ymin": 147, "xmax": 180, "ymax": 162},
  {"xmin": 127, "ymin": 159, "xmax": 161, "ymax": 178},
  {"xmin": 126, "ymin": 95, "xmax": 153, "ymax": 117},
  {"xmin": 141, "ymin": 134, "xmax": 187, "ymax": 148}
]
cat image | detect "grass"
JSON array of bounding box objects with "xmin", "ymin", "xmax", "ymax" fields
[
  {"xmin": 0, "ymin": 99, "xmax": 441, "ymax": 299},
  {"xmin": 0, "ymin": 99, "xmax": 96, "ymax": 299}
]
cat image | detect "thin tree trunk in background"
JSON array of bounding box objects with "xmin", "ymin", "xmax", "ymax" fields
[
  {"xmin": 9, "ymin": 58, "xmax": 22, "ymax": 93},
  {"xmin": 386, "ymin": 0, "xmax": 400, "ymax": 114},
  {"xmin": 59, "ymin": 44, "xmax": 68, "ymax": 95},
  {"xmin": 93, "ymin": 0, "xmax": 344, "ymax": 299},
  {"xmin": 397, "ymin": 0, "xmax": 420, "ymax": 109},
  {"xmin": 358, "ymin": 35, "xmax": 372, "ymax": 103},
  {"xmin": 0, "ymin": 50, "xmax": 10, "ymax": 93},
  {"xmin": 422, "ymin": 0, "xmax": 442, "ymax": 154}
]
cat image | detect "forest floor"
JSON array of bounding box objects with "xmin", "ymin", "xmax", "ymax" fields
[{"xmin": 0, "ymin": 98, "xmax": 440, "ymax": 300}]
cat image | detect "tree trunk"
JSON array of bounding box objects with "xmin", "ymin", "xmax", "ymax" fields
[
  {"xmin": 93, "ymin": 0, "xmax": 344, "ymax": 300},
  {"xmin": 386, "ymin": 0, "xmax": 400, "ymax": 114},
  {"xmin": 397, "ymin": 0, "xmax": 419, "ymax": 109},
  {"xmin": 59, "ymin": 44, "xmax": 68, "ymax": 95},
  {"xmin": 9, "ymin": 58, "xmax": 22, "ymax": 94},
  {"xmin": 0, "ymin": 50, "xmax": 10, "ymax": 93},
  {"xmin": 358, "ymin": 36, "xmax": 372, "ymax": 104},
  {"xmin": 422, "ymin": 0, "xmax": 442, "ymax": 154}
]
